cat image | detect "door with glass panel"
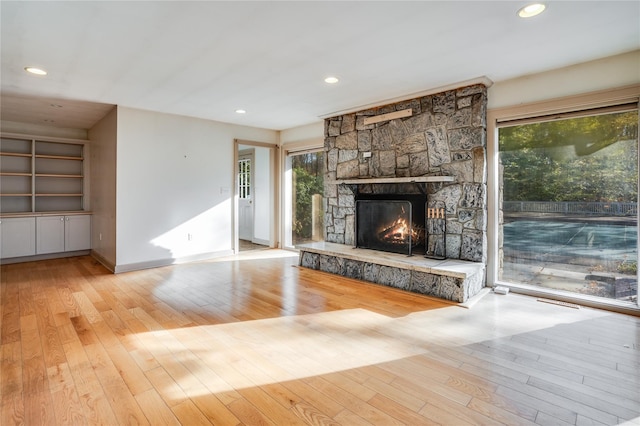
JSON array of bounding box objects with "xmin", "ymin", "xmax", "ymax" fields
[
  {"xmin": 287, "ymin": 150, "xmax": 324, "ymax": 247},
  {"xmin": 238, "ymin": 152, "xmax": 253, "ymax": 241},
  {"xmin": 498, "ymin": 109, "xmax": 638, "ymax": 304}
]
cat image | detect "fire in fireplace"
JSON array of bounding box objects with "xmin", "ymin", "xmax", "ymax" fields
[{"xmin": 355, "ymin": 194, "xmax": 426, "ymax": 256}]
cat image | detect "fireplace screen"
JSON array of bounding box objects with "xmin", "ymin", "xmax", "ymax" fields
[{"xmin": 355, "ymin": 199, "xmax": 425, "ymax": 255}]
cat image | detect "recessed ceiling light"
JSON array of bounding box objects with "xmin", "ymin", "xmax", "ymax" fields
[
  {"xmin": 24, "ymin": 66, "xmax": 48, "ymax": 76},
  {"xmin": 235, "ymin": 109, "xmax": 246, "ymax": 114},
  {"xmin": 518, "ymin": 3, "xmax": 546, "ymax": 18},
  {"xmin": 324, "ymin": 76, "xmax": 339, "ymax": 84}
]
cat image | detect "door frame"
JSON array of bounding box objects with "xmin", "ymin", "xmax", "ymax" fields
[{"xmin": 233, "ymin": 139, "xmax": 279, "ymax": 253}]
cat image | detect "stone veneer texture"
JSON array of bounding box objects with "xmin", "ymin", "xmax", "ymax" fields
[
  {"xmin": 324, "ymin": 84, "xmax": 488, "ymax": 262},
  {"xmin": 299, "ymin": 251, "xmax": 484, "ymax": 303}
]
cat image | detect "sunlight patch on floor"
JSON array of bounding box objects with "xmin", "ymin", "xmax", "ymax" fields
[{"xmin": 130, "ymin": 293, "xmax": 612, "ymax": 400}]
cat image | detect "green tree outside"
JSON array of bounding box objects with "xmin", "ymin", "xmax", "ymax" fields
[
  {"xmin": 292, "ymin": 152, "xmax": 324, "ymax": 243},
  {"xmin": 500, "ymin": 111, "xmax": 638, "ymax": 203}
]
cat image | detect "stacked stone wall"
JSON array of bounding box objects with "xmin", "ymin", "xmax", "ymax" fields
[
  {"xmin": 324, "ymin": 84, "xmax": 488, "ymax": 262},
  {"xmin": 299, "ymin": 251, "xmax": 485, "ymax": 303}
]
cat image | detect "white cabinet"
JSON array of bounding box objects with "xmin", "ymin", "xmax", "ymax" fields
[
  {"xmin": 65, "ymin": 215, "xmax": 91, "ymax": 252},
  {"xmin": 1, "ymin": 136, "xmax": 91, "ymax": 261},
  {"xmin": 36, "ymin": 216, "xmax": 66, "ymax": 254},
  {"xmin": 36, "ymin": 215, "xmax": 91, "ymax": 255},
  {"xmin": 0, "ymin": 217, "xmax": 36, "ymax": 258}
]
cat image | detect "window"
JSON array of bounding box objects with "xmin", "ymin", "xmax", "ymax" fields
[
  {"xmin": 238, "ymin": 157, "xmax": 251, "ymax": 200},
  {"xmin": 497, "ymin": 107, "xmax": 638, "ymax": 305},
  {"xmin": 291, "ymin": 151, "xmax": 324, "ymax": 245},
  {"xmin": 283, "ymin": 148, "xmax": 324, "ymax": 249}
]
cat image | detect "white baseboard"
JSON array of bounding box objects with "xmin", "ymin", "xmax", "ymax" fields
[
  {"xmin": 90, "ymin": 250, "xmax": 116, "ymax": 273},
  {"xmin": 252, "ymin": 238, "xmax": 270, "ymax": 246},
  {"xmin": 113, "ymin": 250, "xmax": 234, "ymax": 274}
]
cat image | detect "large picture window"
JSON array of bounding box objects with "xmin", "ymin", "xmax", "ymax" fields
[
  {"xmin": 282, "ymin": 147, "xmax": 325, "ymax": 249},
  {"xmin": 291, "ymin": 151, "xmax": 324, "ymax": 245},
  {"xmin": 498, "ymin": 108, "xmax": 638, "ymax": 304}
]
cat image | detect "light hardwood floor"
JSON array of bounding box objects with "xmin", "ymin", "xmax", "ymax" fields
[{"xmin": 1, "ymin": 250, "xmax": 639, "ymax": 425}]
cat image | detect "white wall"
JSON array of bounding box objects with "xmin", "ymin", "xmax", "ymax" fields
[
  {"xmin": 115, "ymin": 107, "xmax": 276, "ymax": 271},
  {"xmin": 489, "ymin": 50, "xmax": 639, "ymax": 109},
  {"xmin": 88, "ymin": 107, "xmax": 118, "ymax": 268},
  {"xmin": 280, "ymin": 121, "xmax": 324, "ymax": 147}
]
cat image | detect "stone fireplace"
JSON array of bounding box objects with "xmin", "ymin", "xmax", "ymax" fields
[{"xmin": 299, "ymin": 84, "xmax": 488, "ymax": 303}]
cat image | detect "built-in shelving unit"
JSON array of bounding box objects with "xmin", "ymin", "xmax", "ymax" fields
[
  {"xmin": 0, "ymin": 136, "xmax": 87, "ymax": 213},
  {"xmin": 1, "ymin": 135, "xmax": 91, "ymax": 262},
  {"xmin": 0, "ymin": 137, "xmax": 34, "ymax": 213},
  {"xmin": 35, "ymin": 140, "xmax": 85, "ymax": 212}
]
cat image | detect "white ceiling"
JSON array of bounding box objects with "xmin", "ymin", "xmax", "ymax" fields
[{"xmin": 1, "ymin": 1, "xmax": 638, "ymax": 131}]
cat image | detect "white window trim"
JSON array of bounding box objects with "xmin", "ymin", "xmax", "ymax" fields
[{"xmin": 487, "ymin": 84, "xmax": 640, "ymax": 315}]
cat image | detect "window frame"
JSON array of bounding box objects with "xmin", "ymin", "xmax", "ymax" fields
[
  {"xmin": 238, "ymin": 156, "xmax": 252, "ymax": 200},
  {"xmin": 281, "ymin": 142, "xmax": 324, "ymax": 250},
  {"xmin": 487, "ymin": 84, "xmax": 640, "ymax": 314}
]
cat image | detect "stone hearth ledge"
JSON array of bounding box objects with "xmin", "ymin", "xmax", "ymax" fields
[{"xmin": 297, "ymin": 241, "xmax": 485, "ymax": 303}]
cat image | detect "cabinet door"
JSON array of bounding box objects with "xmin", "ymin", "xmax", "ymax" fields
[
  {"xmin": 65, "ymin": 215, "xmax": 91, "ymax": 251},
  {"xmin": 0, "ymin": 217, "xmax": 36, "ymax": 258},
  {"xmin": 36, "ymin": 216, "xmax": 65, "ymax": 254}
]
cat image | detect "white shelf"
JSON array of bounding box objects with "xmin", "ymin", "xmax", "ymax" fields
[
  {"xmin": 35, "ymin": 193, "xmax": 83, "ymax": 197},
  {"xmin": 35, "ymin": 174, "xmax": 83, "ymax": 178},
  {"xmin": 0, "ymin": 152, "xmax": 32, "ymax": 158},
  {"xmin": 0, "ymin": 172, "xmax": 31, "ymax": 177},
  {"xmin": 35, "ymin": 154, "xmax": 83, "ymax": 161}
]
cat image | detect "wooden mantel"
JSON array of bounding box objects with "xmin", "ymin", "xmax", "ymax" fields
[{"xmin": 330, "ymin": 176, "xmax": 455, "ymax": 185}]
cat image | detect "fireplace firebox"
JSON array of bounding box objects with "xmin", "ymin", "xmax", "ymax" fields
[{"xmin": 355, "ymin": 194, "xmax": 426, "ymax": 256}]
